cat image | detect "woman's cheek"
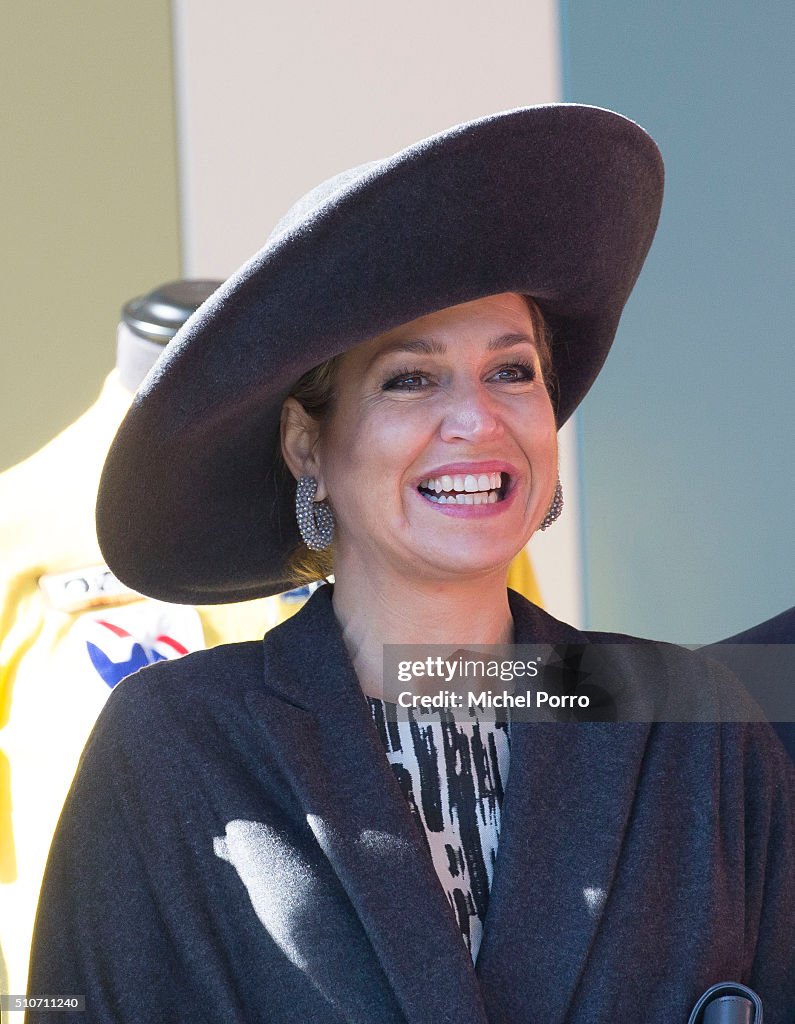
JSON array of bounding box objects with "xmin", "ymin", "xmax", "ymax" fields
[{"xmin": 370, "ymin": 411, "xmax": 432, "ymax": 456}]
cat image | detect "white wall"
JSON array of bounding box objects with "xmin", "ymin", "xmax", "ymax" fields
[{"xmin": 173, "ymin": 0, "xmax": 562, "ymax": 276}]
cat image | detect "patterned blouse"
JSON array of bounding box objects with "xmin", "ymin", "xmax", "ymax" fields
[{"xmin": 367, "ymin": 698, "xmax": 511, "ymax": 963}]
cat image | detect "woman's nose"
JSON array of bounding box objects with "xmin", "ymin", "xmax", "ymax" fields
[{"xmin": 438, "ymin": 384, "xmax": 504, "ymax": 443}]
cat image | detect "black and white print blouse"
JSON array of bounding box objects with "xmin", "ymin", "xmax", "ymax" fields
[{"xmin": 367, "ymin": 698, "xmax": 511, "ymax": 963}]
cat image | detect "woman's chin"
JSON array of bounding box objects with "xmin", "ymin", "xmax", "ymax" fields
[{"xmin": 403, "ymin": 545, "xmax": 522, "ymax": 583}]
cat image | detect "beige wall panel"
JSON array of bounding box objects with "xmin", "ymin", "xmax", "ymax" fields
[
  {"xmin": 174, "ymin": 0, "xmax": 562, "ymax": 277},
  {"xmin": 0, "ymin": 1, "xmax": 181, "ymax": 471}
]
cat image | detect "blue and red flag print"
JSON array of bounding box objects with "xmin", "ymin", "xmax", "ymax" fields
[{"xmin": 84, "ymin": 616, "xmax": 193, "ymax": 688}]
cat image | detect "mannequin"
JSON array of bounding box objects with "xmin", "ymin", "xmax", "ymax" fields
[
  {"xmin": 117, "ymin": 279, "xmax": 219, "ymax": 390},
  {"xmin": 0, "ymin": 280, "xmax": 308, "ymax": 1001}
]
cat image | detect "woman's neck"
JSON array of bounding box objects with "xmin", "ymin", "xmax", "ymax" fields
[{"xmin": 330, "ymin": 560, "xmax": 514, "ymax": 700}]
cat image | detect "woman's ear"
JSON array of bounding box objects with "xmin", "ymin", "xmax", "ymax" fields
[{"xmin": 280, "ymin": 397, "xmax": 328, "ymax": 500}]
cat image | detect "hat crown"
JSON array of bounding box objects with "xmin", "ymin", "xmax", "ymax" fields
[{"xmin": 268, "ymin": 159, "xmax": 382, "ymax": 243}]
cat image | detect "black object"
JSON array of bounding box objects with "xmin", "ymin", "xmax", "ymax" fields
[
  {"xmin": 688, "ymin": 983, "xmax": 763, "ymax": 1024},
  {"xmin": 122, "ymin": 279, "xmax": 222, "ymax": 344},
  {"xmin": 704, "ymin": 605, "xmax": 795, "ymax": 761}
]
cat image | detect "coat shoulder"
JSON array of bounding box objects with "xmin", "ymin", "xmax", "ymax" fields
[
  {"xmin": 111, "ymin": 637, "xmax": 263, "ymax": 706},
  {"xmin": 508, "ymin": 589, "xmax": 782, "ymax": 731},
  {"xmin": 83, "ymin": 640, "xmax": 265, "ymax": 765}
]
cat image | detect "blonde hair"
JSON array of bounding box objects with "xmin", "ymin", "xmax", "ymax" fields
[{"xmin": 281, "ymin": 295, "xmax": 555, "ymax": 586}]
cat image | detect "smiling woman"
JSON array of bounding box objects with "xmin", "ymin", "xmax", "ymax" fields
[
  {"xmin": 284, "ymin": 295, "xmax": 555, "ymax": 566},
  {"xmin": 26, "ymin": 106, "xmax": 795, "ymax": 1023},
  {"xmin": 281, "ymin": 293, "xmax": 555, "ymax": 586},
  {"xmin": 280, "ymin": 293, "xmax": 560, "ymax": 700}
]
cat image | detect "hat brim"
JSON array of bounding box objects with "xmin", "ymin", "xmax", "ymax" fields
[{"xmin": 97, "ymin": 104, "xmax": 663, "ymax": 603}]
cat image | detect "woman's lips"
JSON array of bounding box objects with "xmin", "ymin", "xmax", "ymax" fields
[{"xmin": 415, "ymin": 469, "xmax": 519, "ymax": 515}]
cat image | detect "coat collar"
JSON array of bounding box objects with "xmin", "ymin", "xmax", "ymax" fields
[{"xmin": 246, "ymin": 584, "xmax": 650, "ymax": 1024}]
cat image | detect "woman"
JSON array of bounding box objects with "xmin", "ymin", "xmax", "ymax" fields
[{"xmin": 27, "ymin": 106, "xmax": 794, "ymax": 1022}]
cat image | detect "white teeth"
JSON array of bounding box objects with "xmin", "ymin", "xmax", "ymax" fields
[
  {"xmin": 422, "ymin": 487, "xmax": 503, "ymax": 506},
  {"xmin": 420, "ymin": 471, "xmax": 506, "ymax": 500}
]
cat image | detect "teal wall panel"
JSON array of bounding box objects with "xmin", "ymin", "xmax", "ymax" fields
[{"xmin": 562, "ymin": 0, "xmax": 794, "ymax": 641}]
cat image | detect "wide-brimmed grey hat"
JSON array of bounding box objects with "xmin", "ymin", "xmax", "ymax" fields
[{"xmin": 97, "ymin": 104, "xmax": 664, "ymax": 604}]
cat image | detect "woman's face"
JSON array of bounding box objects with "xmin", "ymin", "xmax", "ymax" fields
[{"xmin": 302, "ymin": 292, "xmax": 557, "ymax": 584}]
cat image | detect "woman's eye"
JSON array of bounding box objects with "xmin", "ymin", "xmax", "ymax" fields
[
  {"xmin": 382, "ymin": 368, "xmax": 431, "ymax": 391},
  {"xmin": 490, "ymin": 362, "xmax": 537, "ymax": 383},
  {"xmin": 381, "ymin": 361, "xmax": 536, "ymax": 391}
]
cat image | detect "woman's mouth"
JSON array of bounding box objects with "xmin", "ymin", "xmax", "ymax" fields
[{"xmin": 417, "ymin": 471, "xmax": 508, "ymax": 506}]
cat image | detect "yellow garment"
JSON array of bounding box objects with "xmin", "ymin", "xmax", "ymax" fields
[
  {"xmin": 0, "ymin": 369, "xmax": 542, "ymax": 1000},
  {"xmin": 508, "ymin": 546, "xmax": 542, "ymax": 606},
  {"xmin": 0, "ymin": 372, "xmax": 300, "ymax": 1002}
]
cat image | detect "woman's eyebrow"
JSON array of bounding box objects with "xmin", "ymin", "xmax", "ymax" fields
[
  {"xmin": 369, "ymin": 332, "xmax": 535, "ymax": 367},
  {"xmin": 486, "ymin": 332, "xmax": 535, "ymax": 351}
]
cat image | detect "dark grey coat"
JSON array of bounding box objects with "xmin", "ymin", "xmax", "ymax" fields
[
  {"xmin": 27, "ymin": 587, "xmax": 795, "ymax": 1022},
  {"xmin": 706, "ymin": 605, "xmax": 795, "ymax": 760}
]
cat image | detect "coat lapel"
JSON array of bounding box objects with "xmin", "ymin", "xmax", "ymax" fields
[
  {"xmin": 245, "ymin": 585, "xmax": 490, "ymax": 1024},
  {"xmin": 474, "ymin": 591, "xmax": 652, "ymax": 1022}
]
